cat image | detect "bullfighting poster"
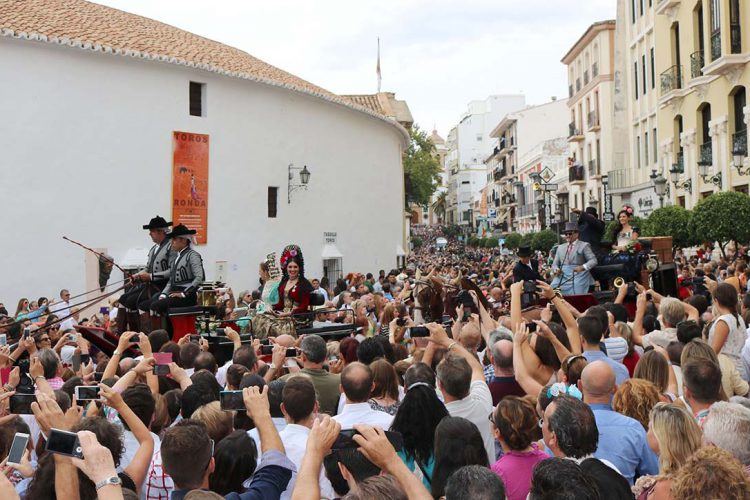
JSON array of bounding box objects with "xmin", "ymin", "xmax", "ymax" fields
[{"xmin": 172, "ymin": 131, "xmax": 209, "ymax": 244}]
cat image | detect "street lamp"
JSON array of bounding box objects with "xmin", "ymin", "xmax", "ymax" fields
[
  {"xmin": 650, "ymin": 169, "xmax": 667, "ymax": 207},
  {"xmin": 288, "ymin": 164, "xmax": 312, "ymax": 203},
  {"xmin": 733, "ymin": 137, "xmax": 749, "ymax": 176},
  {"xmin": 669, "ymin": 162, "xmax": 692, "ymax": 194},
  {"xmin": 698, "ymin": 162, "xmax": 722, "ymax": 189}
]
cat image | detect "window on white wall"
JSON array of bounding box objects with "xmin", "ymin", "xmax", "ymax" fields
[{"xmin": 189, "ymin": 81, "xmax": 205, "ymax": 117}]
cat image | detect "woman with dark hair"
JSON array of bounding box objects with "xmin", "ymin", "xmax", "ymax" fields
[
  {"xmin": 431, "ymin": 416, "xmax": 489, "ymax": 498},
  {"xmin": 709, "ymin": 282, "xmax": 748, "ymax": 379},
  {"xmin": 490, "ymin": 396, "xmax": 550, "ymax": 500},
  {"xmin": 390, "ymin": 383, "xmax": 448, "ymax": 490},
  {"xmin": 369, "ymin": 359, "xmax": 401, "ymax": 415},
  {"xmin": 208, "ymin": 430, "xmax": 258, "ymax": 495},
  {"xmin": 611, "ymin": 207, "xmax": 639, "ymax": 252},
  {"xmin": 274, "ymin": 245, "xmax": 313, "ymax": 316}
]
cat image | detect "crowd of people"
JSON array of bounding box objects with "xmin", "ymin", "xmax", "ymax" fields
[{"xmin": 1, "ymin": 224, "xmax": 750, "ymax": 500}]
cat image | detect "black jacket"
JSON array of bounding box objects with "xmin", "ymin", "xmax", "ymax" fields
[
  {"xmin": 513, "ymin": 259, "xmax": 542, "ymax": 283},
  {"xmin": 577, "ymin": 212, "xmax": 606, "ymax": 254}
]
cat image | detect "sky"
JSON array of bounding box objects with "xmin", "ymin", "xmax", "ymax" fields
[{"xmin": 96, "ymin": 0, "xmax": 615, "ymax": 137}]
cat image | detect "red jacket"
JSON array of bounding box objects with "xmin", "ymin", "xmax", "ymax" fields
[{"xmin": 273, "ymin": 279, "xmax": 311, "ymax": 314}]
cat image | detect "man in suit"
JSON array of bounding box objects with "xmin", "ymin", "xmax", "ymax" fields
[
  {"xmin": 150, "ymin": 224, "xmax": 205, "ymax": 315},
  {"xmin": 551, "ymin": 222, "xmax": 598, "ymax": 295},
  {"xmin": 573, "ymin": 207, "xmax": 606, "ymax": 255},
  {"xmin": 512, "ymin": 245, "xmax": 542, "ymax": 283}
]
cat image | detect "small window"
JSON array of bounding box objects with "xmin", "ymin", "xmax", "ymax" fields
[
  {"xmin": 268, "ymin": 187, "xmax": 278, "ymax": 218},
  {"xmin": 189, "ymin": 81, "xmax": 205, "ymax": 117}
]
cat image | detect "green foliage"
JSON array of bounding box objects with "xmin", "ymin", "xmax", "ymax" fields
[
  {"xmin": 690, "ymin": 192, "xmax": 750, "ymax": 256},
  {"xmin": 642, "ymin": 206, "xmax": 695, "ymax": 249},
  {"xmin": 483, "ymin": 238, "xmax": 498, "ymax": 248},
  {"xmin": 504, "ymin": 232, "xmax": 522, "ymax": 249},
  {"xmin": 520, "ymin": 232, "xmax": 535, "ymax": 248},
  {"xmin": 411, "ymin": 237, "xmax": 423, "ymax": 248},
  {"xmin": 403, "ymin": 125, "xmax": 443, "ymax": 206},
  {"xmin": 532, "ymin": 229, "xmax": 559, "ymax": 252},
  {"xmin": 443, "ymin": 225, "xmax": 461, "ymax": 238}
]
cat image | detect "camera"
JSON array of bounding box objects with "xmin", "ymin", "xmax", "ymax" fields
[
  {"xmin": 523, "ymin": 281, "xmax": 538, "ymax": 294},
  {"xmin": 456, "ymin": 290, "xmax": 475, "ymax": 320},
  {"xmin": 46, "ymin": 429, "xmax": 84, "ymax": 458},
  {"xmin": 521, "ymin": 280, "xmax": 539, "ymax": 309}
]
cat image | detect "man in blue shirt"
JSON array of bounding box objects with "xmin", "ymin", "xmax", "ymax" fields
[
  {"xmin": 578, "ymin": 316, "xmax": 630, "ymax": 385},
  {"xmin": 581, "ymin": 361, "xmax": 659, "ymax": 485}
]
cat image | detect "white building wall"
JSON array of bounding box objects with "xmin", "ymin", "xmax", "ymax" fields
[{"xmin": 0, "ymin": 38, "xmax": 406, "ymax": 303}]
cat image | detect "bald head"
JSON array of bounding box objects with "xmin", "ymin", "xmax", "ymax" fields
[
  {"xmin": 491, "ymin": 340, "xmax": 513, "ymax": 369},
  {"xmin": 341, "ymin": 362, "xmax": 373, "ymax": 403},
  {"xmin": 581, "ymin": 361, "xmax": 616, "ymax": 402},
  {"xmin": 274, "ymin": 334, "xmax": 296, "ymax": 347},
  {"xmin": 459, "ymin": 325, "xmax": 482, "ymax": 352},
  {"xmin": 490, "ymin": 287, "xmax": 503, "ymax": 301}
]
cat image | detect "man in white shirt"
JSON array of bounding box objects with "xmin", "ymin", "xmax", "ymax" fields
[
  {"xmin": 50, "ymin": 289, "xmax": 74, "ymax": 330},
  {"xmin": 333, "ymin": 362, "xmax": 393, "ymax": 430},
  {"xmin": 276, "ymin": 376, "xmax": 335, "ymax": 500},
  {"xmin": 427, "ymin": 322, "xmax": 494, "ymax": 463}
]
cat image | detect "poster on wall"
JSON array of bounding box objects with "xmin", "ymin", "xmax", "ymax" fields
[{"xmin": 172, "ymin": 131, "xmax": 209, "ymax": 244}]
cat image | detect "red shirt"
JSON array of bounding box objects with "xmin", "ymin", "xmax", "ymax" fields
[
  {"xmin": 273, "ymin": 279, "xmax": 311, "ymax": 314},
  {"xmin": 622, "ymin": 351, "xmax": 640, "ymax": 377}
]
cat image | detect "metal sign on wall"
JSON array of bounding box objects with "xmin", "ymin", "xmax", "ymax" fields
[{"xmin": 172, "ymin": 131, "xmax": 209, "ymax": 244}]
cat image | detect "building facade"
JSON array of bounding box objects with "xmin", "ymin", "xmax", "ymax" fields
[
  {"xmin": 655, "ymin": 0, "xmax": 749, "ymax": 208},
  {"xmin": 610, "ymin": 0, "xmax": 663, "ymax": 217},
  {"xmin": 562, "ymin": 21, "xmax": 618, "ymax": 217},
  {"xmin": 484, "ymin": 99, "xmax": 570, "ymax": 234},
  {"xmin": 0, "ymin": 0, "xmax": 409, "ymax": 300}
]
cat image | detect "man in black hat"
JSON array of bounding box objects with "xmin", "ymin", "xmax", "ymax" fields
[
  {"xmin": 117, "ymin": 216, "xmax": 174, "ymax": 334},
  {"xmin": 572, "ymin": 207, "xmax": 606, "ymax": 255},
  {"xmin": 150, "ymin": 224, "xmax": 205, "ymax": 315},
  {"xmin": 512, "ymin": 245, "xmax": 542, "ymax": 283}
]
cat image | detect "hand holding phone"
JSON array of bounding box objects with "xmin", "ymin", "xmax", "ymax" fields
[
  {"xmin": 75, "ymin": 385, "xmax": 101, "ymax": 402},
  {"xmin": 7, "ymin": 433, "xmax": 29, "ymax": 466},
  {"xmin": 219, "ymin": 390, "xmax": 246, "ymax": 411},
  {"xmin": 46, "ymin": 428, "xmax": 84, "ymax": 458},
  {"xmin": 153, "ymin": 353, "xmax": 172, "ymax": 376}
]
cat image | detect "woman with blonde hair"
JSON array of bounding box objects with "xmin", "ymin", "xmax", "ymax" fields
[
  {"xmin": 670, "ymin": 446, "xmax": 750, "ymax": 499},
  {"xmin": 612, "ymin": 378, "xmax": 662, "ymax": 430},
  {"xmin": 632, "ymin": 402, "xmax": 702, "ymax": 499}
]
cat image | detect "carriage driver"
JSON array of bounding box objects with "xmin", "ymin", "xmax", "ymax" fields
[{"xmin": 149, "ymin": 224, "xmax": 205, "ymax": 315}]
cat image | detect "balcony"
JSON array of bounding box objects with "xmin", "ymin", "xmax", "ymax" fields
[
  {"xmin": 607, "ymin": 168, "xmax": 631, "ymax": 191},
  {"xmin": 698, "ymin": 141, "xmax": 713, "ymax": 167},
  {"xmin": 588, "ymin": 159, "xmax": 600, "ymax": 177},
  {"xmin": 584, "ymin": 70, "xmax": 590, "ymax": 85},
  {"xmin": 660, "ymin": 65, "xmax": 683, "ymax": 95},
  {"xmin": 519, "ymin": 204, "xmax": 536, "ymax": 218},
  {"xmin": 568, "ymin": 122, "xmax": 584, "ymax": 142},
  {"xmin": 731, "ymin": 23, "xmax": 742, "ymax": 54},
  {"xmin": 690, "ymin": 50, "xmax": 704, "ymax": 78},
  {"xmin": 587, "ymin": 110, "xmax": 600, "ymax": 130},
  {"xmin": 592, "ymin": 62, "xmax": 598, "ymax": 78},
  {"xmin": 711, "ymin": 31, "xmax": 721, "ymax": 61},
  {"xmin": 493, "ymin": 168, "xmax": 506, "ymax": 182},
  {"xmin": 569, "ymin": 164, "xmax": 585, "ymax": 184},
  {"xmin": 501, "ymin": 193, "xmax": 517, "ymax": 205}
]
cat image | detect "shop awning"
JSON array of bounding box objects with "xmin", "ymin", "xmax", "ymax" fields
[{"xmin": 321, "ymin": 243, "xmax": 344, "ymax": 259}]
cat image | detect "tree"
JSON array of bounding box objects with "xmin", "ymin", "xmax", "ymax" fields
[
  {"xmin": 504, "ymin": 232, "xmax": 522, "ymax": 250},
  {"xmin": 520, "ymin": 232, "xmax": 535, "ymax": 248},
  {"xmin": 411, "ymin": 236, "xmax": 423, "ymax": 248},
  {"xmin": 532, "ymin": 229, "xmax": 558, "ymax": 253},
  {"xmin": 432, "ymin": 191, "xmax": 447, "ymax": 224},
  {"xmin": 643, "ymin": 206, "xmax": 696, "ymax": 250},
  {"xmin": 690, "ymin": 191, "xmax": 750, "ymax": 257},
  {"xmin": 403, "ymin": 125, "xmax": 443, "ymax": 206}
]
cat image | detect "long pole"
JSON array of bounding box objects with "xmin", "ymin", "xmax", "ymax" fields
[{"xmin": 63, "ymin": 236, "xmax": 127, "ymax": 274}]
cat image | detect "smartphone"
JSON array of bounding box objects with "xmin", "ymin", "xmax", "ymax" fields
[
  {"xmin": 0, "ymin": 334, "xmax": 6, "ymax": 346},
  {"xmin": 190, "ymin": 335, "xmax": 202, "ymax": 342},
  {"xmin": 526, "ymin": 322, "xmax": 538, "ymax": 333},
  {"xmin": 153, "ymin": 352, "xmax": 172, "ymax": 376},
  {"xmin": 46, "ymin": 428, "xmax": 84, "ymax": 459},
  {"xmin": 9, "ymin": 394, "xmax": 36, "ymax": 415},
  {"xmin": 131, "ymin": 333, "xmax": 140, "ymax": 343},
  {"xmin": 7, "ymin": 433, "xmax": 29, "ymax": 466},
  {"xmin": 259, "ymin": 339, "xmax": 271, "ymax": 346},
  {"xmin": 74, "ymin": 385, "xmax": 101, "ymax": 401},
  {"xmin": 261, "ymin": 345, "xmax": 273, "ymax": 356},
  {"xmin": 410, "ymin": 326, "xmax": 430, "ymax": 338},
  {"xmin": 67, "ymin": 334, "xmax": 77, "ymax": 343},
  {"xmin": 23, "ymin": 328, "xmax": 30, "ymax": 339},
  {"xmin": 285, "ymin": 348, "xmax": 298, "ymax": 357},
  {"xmin": 219, "ymin": 390, "xmax": 245, "ymax": 411},
  {"xmin": 332, "ymin": 429, "xmax": 403, "ymax": 451}
]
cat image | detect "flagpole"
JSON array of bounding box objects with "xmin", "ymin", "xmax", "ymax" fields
[{"xmin": 376, "ymin": 37, "xmax": 381, "ymax": 93}]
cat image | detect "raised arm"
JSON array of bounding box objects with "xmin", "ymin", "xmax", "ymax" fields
[
  {"xmin": 512, "ymin": 323, "xmax": 543, "ymax": 396},
  {"xmin": 538, "ymin": 281, "xmax": 581, "ymax": 354},
  {"xmin": 426, "ymin": 323, "xmax": 484, "ymax": 383},
  {"xmin": 291, "ymin": 416, "xmax": 340, "ymax": 500}
]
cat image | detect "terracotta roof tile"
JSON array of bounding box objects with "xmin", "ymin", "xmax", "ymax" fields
[{"xmin": 0, "ymin": 0, "xmax": 408, "ymax": 143}]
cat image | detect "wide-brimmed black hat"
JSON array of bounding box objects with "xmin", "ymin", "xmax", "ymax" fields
[
  {"xmin": 167, "ymin": 224, "xmax": 197, "ymax": 239},
  {"xmin": 563, "ymin": 222, "xmax": 579, "ymax": 234},
  {"xmin": 143, "ymin": 216, "xmax": 172, "ymax": 230},
  {"xmin": 517, "ymin": 245, "xmax": 532, "ymax": 257}
]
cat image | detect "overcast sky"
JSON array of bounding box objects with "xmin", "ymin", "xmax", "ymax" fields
[{"xmin": 97, "ymin": 0, "xmax": 615, "ymax": 137}]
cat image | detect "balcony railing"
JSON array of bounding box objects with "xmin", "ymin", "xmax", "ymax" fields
[
  {"xmin": 519, "ymin": 204, "xmax": 536, "ymax": 218},
  {"xmin": 660, "ymin": 65, "xmax": 683, "ymax": 95},
  {"xmin": 698, "ymin": 141, "xmax": 713, "ymax": 167},
  {"xmin": 501, "ymin": 193, "xmax": 517, "ymax": 205},
  {"xmin": 588, "ymin": 159, "xmax": 599, "ymax": 177},
  {"xmin": 494, "ymin": 198, "xmax": 500, "ymax": 207},
  {"xmin": 592, "ymin": 62, "xmax": 599, "ymax": 78},
  {"xmin": 569, "ymin": 165, "xmax": 585, "ymax": 182},
  {"xmin": 675, "ymin": 150, "xmax": 684, "ymax": 172},
  {"xmin": 690, "ymin": 50, "xmax": 704, "ymax": 78},
  {"xmin": 607, "ymin": 168, "xmax": 630, "ymax": 190},
  {"xmin": 584, "ymin": 70, "xmax": 590, "ymax": 85},
  {"xmin": 587, "ymin": 110, "xmax": 600, "ymax": 129},
  {"xmin": 733, "ymin": 129, "xmax": 748, "ymax": 158},
  {"xmin": 569, "ymin": 122, "xmax": 583, "ymax": 138},
  {"xmin": 731, "ymin": 23, "xmax": 742, "ymax": 54},
  {"xmin": 711, "ymin": 31, "xmax": 721, "ymax": 61}
]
